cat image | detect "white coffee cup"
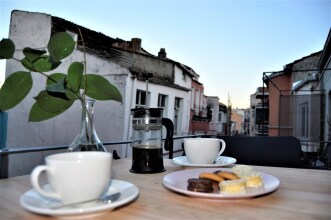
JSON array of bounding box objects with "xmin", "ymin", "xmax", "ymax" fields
[
  {"xmin": 184, "ymin": 138, "xmax": 226, "ymax": 164},
  {"xmin": 31, "ymin": 151, "xmax": 112, "ymax": 204}
]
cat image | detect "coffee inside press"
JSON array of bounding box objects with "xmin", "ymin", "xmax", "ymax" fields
[{"xmin": 130, "ymin": 73, "xmax": 173, "ymax": 173}]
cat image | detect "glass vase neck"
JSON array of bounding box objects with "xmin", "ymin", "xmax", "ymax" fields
[{"xmin": 67, "ymin": 99, "xmax": 107, "ymax": 152}]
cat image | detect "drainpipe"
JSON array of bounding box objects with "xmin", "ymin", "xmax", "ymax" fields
[
  {"xmin": 278, "ymin": 91, "xmax": 281, "ymax": 136},
  {"xmin": 262, "ymin": 76, "xmax": 265, "ymax": 136},
  {"xmin": 125, "ymin": 73, "xmax": 137, "ymax": 157}
]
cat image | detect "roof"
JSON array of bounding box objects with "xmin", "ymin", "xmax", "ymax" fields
[
  {"xmin": 192, "ymin": 78, "xmax": 203, "ymax": 85},
  {"xmin": 124, "ymin": 49, "xmax": 199, "ymax": 78},
  {"xmin": 318, "ymin": 28, "xmax": 331, "ymax": 71},
  {"xmin": 284, "ymin": 51, "xmax": 322, "ymax": 71},
  {"xmin": 51, "ymin": 15, "xmax": 199, "ymax": 79},
  {"xmin": 264, "ymin": 51, "xmax": 322, "ymax": 82},
  {"xmin": 51, "ymin": 16, "xmax": 136, "ymax": 68},
  {"xmin": 255, "ymin": 87, "xmax": 269, "ymax": 99},
  {"xmin": 130, "ymin": 70, "xmax": 191, "ymax": 92}
]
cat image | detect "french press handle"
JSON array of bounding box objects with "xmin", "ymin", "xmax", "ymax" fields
[{"xmin": 161, "ymin": 118, "xmax": 174, "ymax": 159}]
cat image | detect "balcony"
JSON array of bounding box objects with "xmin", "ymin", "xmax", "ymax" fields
[{"xmin": 1, "ymin": 134, "xmax": 330, "ymax": 179}]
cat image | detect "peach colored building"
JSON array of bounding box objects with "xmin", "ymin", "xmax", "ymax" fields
[
  {"xmin": 265, "ymin": 72, "xmax": 292, "ymax": 136},
  {"xmin": 190, "ymin": 79, "xmax": 208, "ymax": 134},
  {"xmin": 231, "ymin": 109, "xmax": 244, "ymax": 135},
  {"xmin": 264, "ymin": 51, "xmax": 322, "ymax": 140}
]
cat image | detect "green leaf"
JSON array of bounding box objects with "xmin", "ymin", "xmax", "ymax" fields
[
  {"xmin": 0, "ymin": 71, "xmax": 32, "ymax": 111},
  {"xmin": 23, "ymin": 47, "xmax": 47, "ymax": 62},
  {"xmin": 85, "ymin": 74, "xmax": 122, "ymax": 102},
  {"xmin": 46, "ymin": 76, "xmax": 66, "ymax": 94},
  {"xmin": 47, "ymin": 73, "xmax": 79, "ymax": 100},
  {"xmin": 28, "ymin": 102, "xmax": 63, "ymax": 122},
  {"xmin": 0, "ymin": 38, "xmax": 15, "ymax": 59},
  {"xmin": 32, "ymin": 55, "xmax": 61, "ymax": 72},
  {"xmin": 21, "ymin": 57, "xmax": 33, "ymax": 70},
  {"xmin": 21, "ymin": 56, "xmax": 61, "ymax": 72},
  {"xmin": 34, "ymin": 90, "xmax": 74, "ymax": 113},
  {"xmin": 47, "ymin": 73, "xmax": 66, "ymax": 86},
  {"xmin": 48, "ymin": 32, "xmax": 75, "ymax": 62},
  {"xmin": 67, "ymin": 62, "xmax": 83, "ymax": 92}
]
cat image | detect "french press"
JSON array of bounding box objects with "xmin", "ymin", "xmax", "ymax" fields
[
  {"xmin": 130, "ymin": 108, "xmax": 173, "ymax": 173},
  {"xmin": 130, "ymin": 73, "xmax": 173, "ymax": 173}
]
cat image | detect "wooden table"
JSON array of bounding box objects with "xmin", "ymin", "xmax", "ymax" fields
[{"xmin": 0, "ymin": 158, "xmax": 330, "ymax": 219}]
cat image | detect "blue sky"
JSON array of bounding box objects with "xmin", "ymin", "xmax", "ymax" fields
[{"xmin": 0, "ymin": 0, "xmax": 330, "ymax": 108}]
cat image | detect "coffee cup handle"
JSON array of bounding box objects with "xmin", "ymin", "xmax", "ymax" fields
[
  {"xmin": 31, "ymin": 165, "xmax": 61, "ymax": 200},
  {"xmin": 218, "ymin": 139, "xmax": 226, "ymax": 155}
]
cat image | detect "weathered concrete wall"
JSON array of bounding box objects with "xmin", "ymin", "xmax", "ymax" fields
[
  {"xmin": 292, "ymin": 52, "xmax": 321, "ymax": 83},
  {"xmin": 321, "ymin": 56, "xmax": 331, "ymax": 142},
  {"xmin": 174, "ymin": 65, "xmax": 191, "ymax": 88},
  {"xmin": 122, "ymin": 50, "xmax": 174, "ymax": 80}
]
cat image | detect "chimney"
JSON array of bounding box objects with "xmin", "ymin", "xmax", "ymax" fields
[
  {"xmin": 112, "ymin": 38, "xmax": 141, "ymax": 52},
  {"xmin": 131, "ymin": 38, "xmax": 141, "ymax": 52},
  {"xmin": 158, "ymin": 48, "xmax": 166, "ymax": 59}
]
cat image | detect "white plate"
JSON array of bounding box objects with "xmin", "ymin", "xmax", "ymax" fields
[
  {"xmin": 162, "ymin": 168, "xmax": 280, "ymax": 199},
  {"xmin": 173, "ymin": 156, "xmax": 236, "ymax": 167},
  {"xmin": 20, "ymin": 179, "xmax": 139, "ymax": 218}
]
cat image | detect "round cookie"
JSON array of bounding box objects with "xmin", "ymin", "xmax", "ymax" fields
[
  {"xmin": 217, "ymin": 171, "xmax": 239, "ymax": 180},
  {"xmin": 199, "ymin": 172, "xmax": 225, "ymax": 182}
]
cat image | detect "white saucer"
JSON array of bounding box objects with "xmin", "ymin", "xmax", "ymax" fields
[
  {"xmin": 20, "ymin": 179, "xmax": 139, "ymax": 218},
  {"xmin": 173, "ymin": 156, "xmax": 236, "ymax": 167},
  {"xmin": 162, "ymin": 167, "xmax": 280, "ymax": 199}
]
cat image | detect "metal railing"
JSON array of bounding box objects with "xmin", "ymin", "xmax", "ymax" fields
[
  {"xmin": 298, "ymin": 139, "xmax": 331, "ymax": 169},
  {"xmin": 0, "ymin": 134, "xmax": 207, "ymax": 179},
  {"xmin": 2, "ymin": 135, "xmax": 329, "ymax": 179}
]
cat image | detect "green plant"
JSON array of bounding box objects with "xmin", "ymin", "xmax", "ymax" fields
[{"xmin": 0, "ymin": 31, "xmax": 122, "ymax": 122}]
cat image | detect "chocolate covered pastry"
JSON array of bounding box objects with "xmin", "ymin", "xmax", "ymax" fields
[{"xmin": 187, "ymin": 178, "xmax": 214, "ymax": 193}]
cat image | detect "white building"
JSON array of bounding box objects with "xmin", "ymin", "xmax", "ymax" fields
[
  {"xmin": 317, "ymin": 29, "xmax": 331, "ymax": 162},
  {"xmin": 3, "ymin": 10, "xmax": 196, "ymax": 176}
]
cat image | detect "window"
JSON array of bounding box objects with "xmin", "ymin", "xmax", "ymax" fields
[
  {"xmin": 195, "ymin": 89, "xmax": 200, "ymax": 115},
  {"xmin": 182, "ymin": 73, "xmax": 186, "ymax": 81},
  {"xmin": 158, "ymin": 94, "xmax": 167, "ymax": 108},
  {"xmin": 136, "ymin": 90, "xmax": 149, "ymax": 108},
  {"xmin": 158, "ymin": 94, "xmax": 168, "ymax": 117},
  {"xmin": 218, "ymin": 111, "xmax": 222, "ymax": 122},
  {"xmin": 191, "ymin": 87, "xmax": 194, "ymax": 110},
  {"xmin": 300, "ymin": 102, "xmax": 309, "ymax": 138},
  {"xmin": 174, "ymin": 97, "xmax": 183, "ymax": 135}
]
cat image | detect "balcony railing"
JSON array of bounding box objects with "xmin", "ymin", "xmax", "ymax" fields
[
  {"xmin": 1, "ymin": 135, "xmax": 330, "ymax": 179},
  {"xmin": 0, "ymin": 134, "xmax": 207, "ymax": 179}
]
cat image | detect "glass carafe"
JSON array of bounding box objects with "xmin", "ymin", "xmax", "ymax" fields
[{"xmin": 68, "ymin": 99, "xmax": 106, "ymax": 152}]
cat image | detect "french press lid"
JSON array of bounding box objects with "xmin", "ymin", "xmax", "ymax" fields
[{"xmin": 131, "ymin": 108, "xmax": 163, "ymax": 131}]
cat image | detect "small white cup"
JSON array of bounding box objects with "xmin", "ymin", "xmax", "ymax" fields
[
  {"xmin": 31, "ymin": 151, "xmax": 112, "ymax": 204},
  {"xmin": 184, "ymin": 138, "xmax": 226, "ymax": 164}
]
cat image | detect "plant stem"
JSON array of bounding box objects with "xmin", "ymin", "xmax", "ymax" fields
[
  {"xmin": 11, "ymin": 57, "xmax": 57, "ymax": 83},
  {"xmin": 78, "ymin": 28, "xmax": 87, "ymax": 102},
  {"xmin": 12, "ymin": 50, "xmax": 83, "ymax": 102},
  {"xmin": 78, "ymin": 28, "xmax": 93, "ymax": 137}
]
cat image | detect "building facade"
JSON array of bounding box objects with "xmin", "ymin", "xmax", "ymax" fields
[
  {"xmin": 3, "ymin": 10, "xmax": 198, "ymax": 176},
  {"xmin": 249, "ymin": 87, "xmax": 269, "ymax": 136},
  {"xmin": 263, "ymin": 51, "xmax": 323, "ymax": 152},
  {"xmin": 317, "ymin": 29, "xmax": 331, "ymax": 155}
]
